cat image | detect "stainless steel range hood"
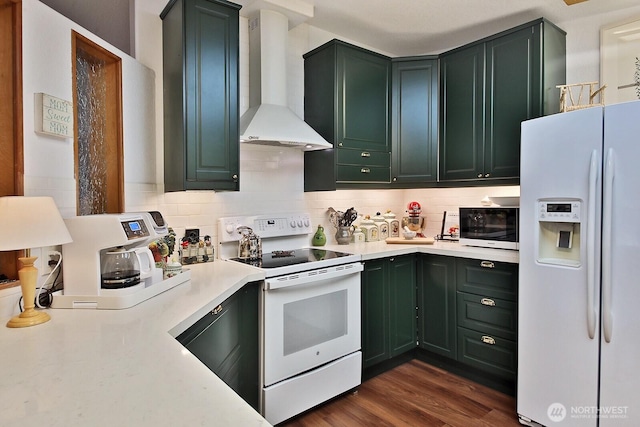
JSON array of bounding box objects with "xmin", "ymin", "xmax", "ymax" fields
[{"xmin": 240, "ymin": 9, "xmax": 331, "ymax": 151}]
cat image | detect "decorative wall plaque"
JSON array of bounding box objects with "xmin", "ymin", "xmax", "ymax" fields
[{"xmin": 34, "ymin": 93, "xmax": 74, "ymax": 138}]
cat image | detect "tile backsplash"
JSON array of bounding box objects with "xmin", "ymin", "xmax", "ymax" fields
[{"xmin": 157, "ymin": 143, "xmax": 519, "ymax": 250}]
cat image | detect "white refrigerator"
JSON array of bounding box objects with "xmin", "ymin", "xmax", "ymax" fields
[{"xmin": 518, "ymin": 100, "xmax": 640, "ymax": 426}]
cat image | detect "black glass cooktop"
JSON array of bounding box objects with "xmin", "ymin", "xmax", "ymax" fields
[{"xmin": 230, "ymin": 248, "xmax": 354, "ymax": 269}]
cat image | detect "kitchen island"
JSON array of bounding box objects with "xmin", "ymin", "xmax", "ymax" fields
[{"xmin": 0, "ymin": 241, "xmax": 516, "ymax": 426}]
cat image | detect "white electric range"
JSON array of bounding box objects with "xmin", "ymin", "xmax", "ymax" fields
[{"xmin": 218, "ymin": 213, "xmax": 363, "ymax": 425}]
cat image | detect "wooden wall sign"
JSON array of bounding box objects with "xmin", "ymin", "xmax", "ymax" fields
[{"xmin": 34, "ymin": 92, "xmax": 73, "ymax": 138}]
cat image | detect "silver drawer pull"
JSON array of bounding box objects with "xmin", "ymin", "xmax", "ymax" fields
[
  {"xmin": 481, "ymin": 335, "xmax": 496, "ymax": 345},
  {"xmin": 480, "ymin": 261, "xmax": 495, "ymax": 269},
  {"xmin": 361, "ymin": 167, "xmax": 371, "ymax": 174},
  {"xmin": 212, "ymin": 304, "xmax": 223, "ymax": 315},
  {"xmin": 481, "ymin": 298, "xmax": 496, "ymax": 307},
  {"xmin": 361, "ymin": 151, "xmax": 371, "ymax": 158}
]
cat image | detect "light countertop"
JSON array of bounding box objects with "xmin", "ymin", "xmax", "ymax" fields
[{"xmin": 0, "ymin": 241, "xmax": 516, "ymax": 427}]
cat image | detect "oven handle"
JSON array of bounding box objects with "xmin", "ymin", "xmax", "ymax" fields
[{"xmin": 264, "ymin": 262, "xmax": 364, "ymax": 290}]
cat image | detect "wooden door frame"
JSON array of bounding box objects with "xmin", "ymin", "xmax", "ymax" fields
[
  {"xmin": 0, "ymin": 0, "xmax": 23, "ymax": 287},
  {"xmin": 71, "ymin": 30, "xmax": 124, "ymax": 215}
]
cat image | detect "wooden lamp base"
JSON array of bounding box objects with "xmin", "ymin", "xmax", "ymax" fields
[{"xmin": 6, "ymin": 256, "xmax": 51, "ymax": 328}]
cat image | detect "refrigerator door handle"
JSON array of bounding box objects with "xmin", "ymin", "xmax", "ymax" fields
[
  {"xmin": 587, "ymin": 149, "xmax": 598, "ymax": 339},
  {"xmin": 602, "ymin": 148, "xmax": 614, "ymax": 343}
]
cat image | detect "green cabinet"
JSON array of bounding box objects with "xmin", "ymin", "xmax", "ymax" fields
[
  {"xmin": 303, "ymin": 40, "xmax": 391, "ymax": 191},
  {"xmin": 361, "ymin": 255, "xmax": 416, "ymax": 369},
  {"xmin": 391, "ymin": 57, "xmax": 439, "ymax": 184},
  {"xmin": 440, "ymin": 19, "xmax": 566, "ymax": 183},
  {"xmin": 417, "ymin": 254, "xmax": 457, "ymax": 359},
  {"xmin": 161, "ymin": 0, "xmax": 240, "ymax": 191},
  {"xmin": 455, "ymin": 258, "xmax": 518, "ymax": 380},
  {"xmin": 176, "ymin": 282, "xmax": 259, "ymax": 410}
]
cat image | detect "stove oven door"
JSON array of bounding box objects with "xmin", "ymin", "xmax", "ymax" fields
[{"xmin": 262, "ymin": 262, "xmax": 363, "ymax": 387}]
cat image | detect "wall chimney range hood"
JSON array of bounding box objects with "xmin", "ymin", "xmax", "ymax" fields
[{"xmin": 240, "ymin": 9, "xmax": 331, "ymax": 151}]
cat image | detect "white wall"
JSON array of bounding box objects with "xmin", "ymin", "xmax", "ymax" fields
[{"xmin": 21, "ymin": 0, "xmax": 158, "ymax": 217}]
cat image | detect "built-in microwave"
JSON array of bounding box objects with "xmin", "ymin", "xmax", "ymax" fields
[{"xmin": 459, "ymin": 207, "xmax": 519, "ymax": 250}]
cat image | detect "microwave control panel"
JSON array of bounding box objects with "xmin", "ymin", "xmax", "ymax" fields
[{"xmin": 537, "ymin": 200, "xmax": 581, "ymax": 223}]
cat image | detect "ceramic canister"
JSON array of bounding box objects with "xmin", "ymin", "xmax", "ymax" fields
[
  {"xmin": 359, "ymin": 217, "xmax": 379, "ymax": 242},
  {"xmin": 383, "ymin": 210, "xmax": 400, "ymax": 238},
  {"xmin": 372, "ymin": 212, "xmax": 389, "ymax": 240}
]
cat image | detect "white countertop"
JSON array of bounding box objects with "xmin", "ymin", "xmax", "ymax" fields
[{"xmin": 0, "ymin": 241, "xmax": 516, "ymax": 427}]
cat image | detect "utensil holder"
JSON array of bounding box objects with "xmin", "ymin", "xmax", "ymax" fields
[{"xmin": 335, "ymin": 226, "xmax": 354, "ymax": 245}]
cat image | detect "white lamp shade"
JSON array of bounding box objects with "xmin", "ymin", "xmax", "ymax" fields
[{"xmin": 0, "ymin": 196, "xmax": 72, "ymax": 251}]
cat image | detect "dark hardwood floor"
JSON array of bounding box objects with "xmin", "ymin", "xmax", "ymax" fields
[{"xmin": 281, "ymin": 359, "xmax": 520, "ymax": 426}]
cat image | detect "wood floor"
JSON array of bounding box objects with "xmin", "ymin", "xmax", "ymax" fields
[{"xmin": 281, "ymin": 359, "xmax": 520, "ymax": 427}]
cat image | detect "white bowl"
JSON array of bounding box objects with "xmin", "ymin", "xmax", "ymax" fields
[{"xmin": 403, "ymin": 231, "xmax": 416, "ymax": 240}]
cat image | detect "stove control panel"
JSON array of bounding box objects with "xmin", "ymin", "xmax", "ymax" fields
[{"xmin": 218, "ymin": 213, "xmax": 313, "ymax": 242}]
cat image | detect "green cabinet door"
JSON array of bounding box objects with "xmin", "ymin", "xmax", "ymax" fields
[
  {"xmin": 361, "ymin": 258, "xmax": 389, "ymax": 368},
  {"xmin": 439, "ymin": 44, "xmax": 485, "ymax": 181},
  {"xmin": 388, "ymin": 255, "xmax": 417, "ymax": 357},
  {"xmin": 484, "ymin": 26, "xmax": 539, "ymax": 179},
  {"xmin": 417, "ymin": 254, "xmax": 457, "ymax": 359},
  {"xmin": 361, "ymin": 255, "xmax": 416, "ymax": 369},
  {"xmin": 176, "ymin": 281, "xmax": 259, "ymax": 410},
  {"xmin": 162, "ymin": 0, "xmax": 240, "ymax": 191},
  {"xmin": 304, "ymin": 40, "xmax": 391, "ymax": 191},
  {"xmin": 391, "ymin": 58, "xmax": 438, "ymax": 184},
  {"xmin": 338, "ymin": 46, "xmax": 390, "ymax": 152}
]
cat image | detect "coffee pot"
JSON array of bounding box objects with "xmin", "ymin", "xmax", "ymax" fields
[
  {"xmin": 237, "ymin": 226, "xmax": 262, "ymax": 260},
  {"xmin": 100, "ymin": 246, "xmax": 141, "ymax": 289}
]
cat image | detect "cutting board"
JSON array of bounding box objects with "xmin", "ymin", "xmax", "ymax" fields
[{"xmin": 386, "ymin": 237, "xmax": 435, "ymax": 245}]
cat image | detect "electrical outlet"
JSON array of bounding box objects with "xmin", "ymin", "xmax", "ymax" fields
[{"xmin": 39, "ymin": 245, "xmax": 61, "ymax": 276}]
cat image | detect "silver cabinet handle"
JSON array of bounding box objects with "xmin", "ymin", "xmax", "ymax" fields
[
  {"xmin": 477, "ymin": 173, "xmax": 483, "ymax": 178},
  {"xmin": 212, "ymin": 304, "xmax": 223, "ymax": 315},
  {"xmin": 481, "ymin": 335, "xmax": 496, "ymax": 345},
  {"xmin": 232, "ymin": 174, "xmax": 238, "ymax": 181},
  {"xmin": 484, "ymin": 173, "xmax": 490, "ymax": 178},
  {"xmin": 361, "ymin": 151, "xmax": 371, "ymax": 158},
  {"xmin": 481, "ymin": 298, "xmax": 496, "ymax": 307},
  {"xmin": 392, "ymin": 177, "xmax": 397, "ymax": 182},
  {"xmin": 338, "ymin": 142, "xmax": 343, "ymax": 147},
  {"xmin": 361, "ymin": 167, "xmax": 371, "ymax": 174},
  {"xmin": 480, "ymin": 261, "xmax": 495, "ymax": 268}
]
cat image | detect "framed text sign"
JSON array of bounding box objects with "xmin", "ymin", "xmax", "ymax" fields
[{"xmin": 34, "ymin": 93, "xmax": 74, "ymax": 138}]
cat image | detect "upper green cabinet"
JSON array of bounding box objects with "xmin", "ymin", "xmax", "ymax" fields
[
  {"xmin": 161, "ymin": 0, "xmax": 240, "ymax": 191},
  {"xmin": 391, "ymin": 57, "xmax": 438, "ymax": 184},
  {"xmin": 439, "ymin": 19, "xmax": 566, "ymax": 183},
  {"xmin": 303, "ymin": 40, "xmax": 391, "ymax": 191}
]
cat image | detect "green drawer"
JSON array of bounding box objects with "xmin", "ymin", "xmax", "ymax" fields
[
  {"xmin": 337, "ymin": 164, "xmax": 390, "ymax": 183},
  {"xmin": 337, "ymin": 148, "xmax": 390, "ymax": 166},
  {"xmin": 456, "ymin": 258, "xmax": 518, "ymax": 301},
  {"xmin": 456, "ymin": 292, "xmax": 517, "ymax": 340},
  {"xmin": 457, "ymin": 327, "xmax": 517, "ymax": 380}
]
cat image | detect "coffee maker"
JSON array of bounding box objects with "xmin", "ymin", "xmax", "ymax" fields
[{"xmin": 51, "ymin": 212, "xmax": 190, "ymax": 309}]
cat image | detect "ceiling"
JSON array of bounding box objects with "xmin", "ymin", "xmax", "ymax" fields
[{"xmin": 233, "ymin": 0, "xmax": 640, "ymax": 56}]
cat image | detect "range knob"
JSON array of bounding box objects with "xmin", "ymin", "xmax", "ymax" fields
[
  {"xmin": 303, "ymin": 218, "xmax": 310, "ymax": 227},
  {"xmin": 290, "ymin": 220, "xmax": 297, "ymax": 228},
  {"xmin": 297, "ymin": 219, "xmax": 303, "ymax": 227}
]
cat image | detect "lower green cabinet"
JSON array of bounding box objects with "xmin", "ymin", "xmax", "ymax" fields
[
  {"xmin": 456, "ymin": 327, "xmax": 517, "ymax": 380},
  {"xmin": 365, "ymin": 253, "xmax": 518, "ymax": 388},
  {"xmin": 177, "ymin": 282, "xmax": 259, "ymax": 410},
  {"xmin": 417, "ymin": 254, "xmax": 457, "ymax": 359},
  {"xmin": 361, "ymin": 255, "xmax": 416, "ymax": 368}
]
